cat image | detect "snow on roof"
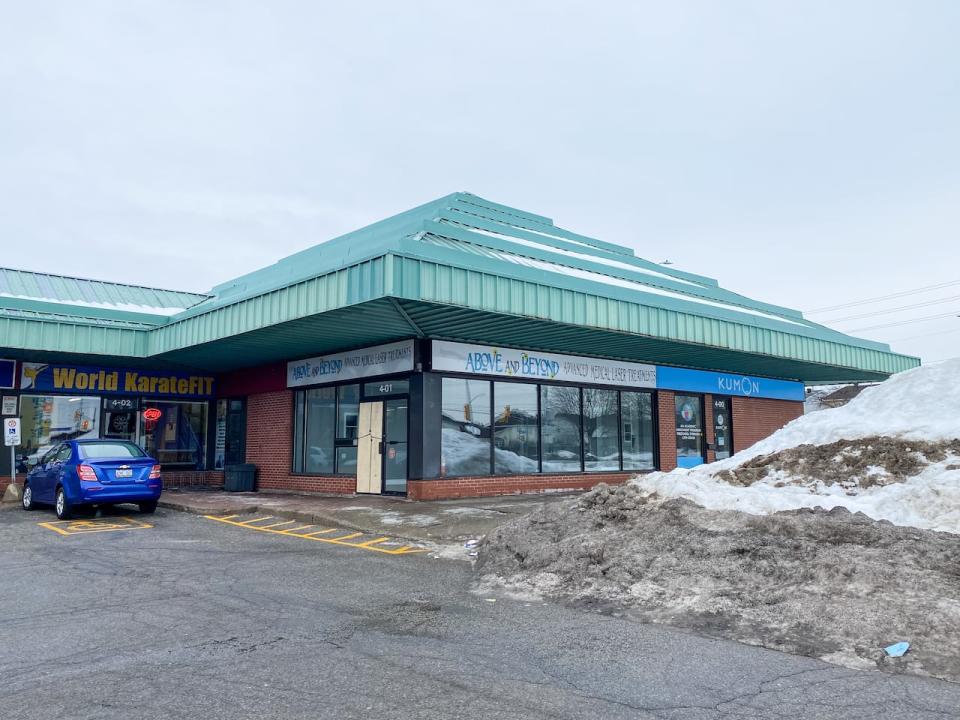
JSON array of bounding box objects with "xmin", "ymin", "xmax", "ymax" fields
[{"xmin": 422, "ymin": 233, "xmax": 809, "ymax": 329}]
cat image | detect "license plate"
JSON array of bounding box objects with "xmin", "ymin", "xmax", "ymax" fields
[{"xmin": 116, "ymin": 468, "xmax": 133, "ymax": 478}]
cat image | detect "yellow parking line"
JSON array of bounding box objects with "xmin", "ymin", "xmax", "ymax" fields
[
  {"xmin": 356, "ymin": 537, "xmax": 391, "ymax": 547},
  {"xmin": 281, "ymin": 525, "xmax": 316, "ymax": 534},
  {"xmin": 256, "ymin": 520, "xmax": 298, "ymax": 530},
  {"xmin": 203, "ymin": 515, "xmax": 426, "ymax": 555},
  {"xmin": 215, "ymin": 514, "xmax": 240, "ymax": 521},
  {"xmin": 238, "ymin": 516, "xmax": 274, "ymax": 526},
  {"xmin": 330, "ymin": 532, "xmax": 363, "ymax": 541},
  {"xmin": 38, "ymin": 516, "xmax": 153, "ymax": 536}
]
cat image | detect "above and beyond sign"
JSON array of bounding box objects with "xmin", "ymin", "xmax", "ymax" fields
[
  {"xmin": 430, "ymin": 341, "xmax": 804, "ymax": 401},
  {"xmin": 287, "ymin": 340, "xmax": 415, "ymax": 388},
  {"xmin": 431, "ymin": 341, "xmax": 657, "ymax": 389},
  {"xmin": 21, "ymin": 363, "xmax": 215, "ymax": 398}
]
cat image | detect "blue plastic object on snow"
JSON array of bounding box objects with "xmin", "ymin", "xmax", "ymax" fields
[{"xmin": 884, "ymin": 642, "xmax": 910, "ymax": 657}]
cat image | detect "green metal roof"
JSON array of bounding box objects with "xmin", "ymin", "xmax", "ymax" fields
[
  {"xmin": 0, "ymin": 266, "xmax": 210, "ymax": 324},
  {"xmin": 0, "ymin": 192, "xmax": 920, "ymax": 382}
]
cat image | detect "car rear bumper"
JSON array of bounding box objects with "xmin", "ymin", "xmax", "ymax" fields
[{"xmin": 77, "ymin": 484, "xmax": 162, "ymax": 504}]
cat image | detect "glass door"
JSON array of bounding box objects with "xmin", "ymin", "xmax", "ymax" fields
[{"xmin": 383, "ymin": 398, "xmax": 408, "ymax": 494}]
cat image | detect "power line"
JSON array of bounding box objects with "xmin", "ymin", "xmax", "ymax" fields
[
  {"xmin": 824, "ymin": 294, "xmax": 960, "ymax": 323},
  {"xmin": 805, "ymin": 278, "xmax": 960, "ymax": 314},
  {"xmin": 886, "ymin": 325, "xmax": 960, "ymax": 343},
  {"xmin": 844, "ymin": 311, "xmax": 960, "ymax": 333}
]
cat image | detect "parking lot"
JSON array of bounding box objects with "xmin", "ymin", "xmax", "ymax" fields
[{"xmin": 2, "ymin": 505, "xmax": 960, "ymax": 720}]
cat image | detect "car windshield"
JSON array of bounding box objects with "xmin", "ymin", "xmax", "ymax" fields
[{"xmin": 77, "ymin": 442, "xmax": 147, "ymax": 459}]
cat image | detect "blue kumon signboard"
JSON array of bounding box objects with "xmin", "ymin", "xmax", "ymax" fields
[{"xmin": 656, "ymin": 365, "xmax": 804, "ymax": 402}]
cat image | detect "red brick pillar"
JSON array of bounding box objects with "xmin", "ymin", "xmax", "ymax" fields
[
  {"xmin": 245, "ymin": 390, "xmax": 294, "ymax": 488},
  {"xmin": 703, "ymin": 394, "xmax": 716, "ymax": 464},
  {"xmin": 657, "ymin": 391, "xmax": 677, "ymax": 471},
  {"xmin": 730, "ymin": 397, "xmax": 804, "ymax": 454}
]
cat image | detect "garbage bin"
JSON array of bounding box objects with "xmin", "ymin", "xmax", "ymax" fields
[{"xmin": 224, "ymin": 463, "xmax": 257, "ymax": 492}]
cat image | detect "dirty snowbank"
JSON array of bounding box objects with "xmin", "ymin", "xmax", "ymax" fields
[
  {"xmin": 634, "ymin": 359, "xmax": 960, "ymax": 533},
  {"xmin": 477, "ymin": 484, "xmax": 960, "ymax": 682}
]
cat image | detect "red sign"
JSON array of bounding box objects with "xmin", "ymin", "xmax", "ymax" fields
[{"xmin": 143, "ymin": 408, "xmax": 163, "ymax": 421}]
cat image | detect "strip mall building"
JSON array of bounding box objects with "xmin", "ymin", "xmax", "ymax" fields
[{"xmin": 0, "ymin": 193, "xmax": 918, "ymax": 499}]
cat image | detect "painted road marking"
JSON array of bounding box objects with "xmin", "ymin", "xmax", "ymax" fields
[
  {"xmin": 204, "ymin": 515, "xmax": 427, "ymax": 556},
  {"xmin": 39, "ymin": 516, "xmax": 153, "ymax": 536}
]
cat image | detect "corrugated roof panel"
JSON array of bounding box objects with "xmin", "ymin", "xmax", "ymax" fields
[{"xmin": 0, "ymin": 267, "xmax": 210, "ymax": 319}]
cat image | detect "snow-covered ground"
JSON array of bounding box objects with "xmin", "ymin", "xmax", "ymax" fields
[{"xmin": 634, "ymin": 358, "xmax": 960, "ymax": 533}]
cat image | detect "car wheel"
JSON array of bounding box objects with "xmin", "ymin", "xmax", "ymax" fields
[
  {"xmin": 138, "ymin": 500, "xmax": 158, "ymax": 514},
  {"xmin": 55, "ymin": 487, "xmax": 72, "ymax": 520},
  {"xmin": 22, "ymin": 484, "xmax": 34, "ymax": 511}
]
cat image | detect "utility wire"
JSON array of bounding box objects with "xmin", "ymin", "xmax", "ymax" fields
[
  {"xmin": 806, "ymin": 278, "xmax": 960, "ymax": 314},
  {"xmin": 824, "ymin": 294, "xmax": 960, "ymax": 323},
  {"xmin": 886, "ymin": 325, "xmax": 960, "ymax": 343},
  {"xmin": 843, "ymin": 310, "xmax": 960, "ymax": 333}
]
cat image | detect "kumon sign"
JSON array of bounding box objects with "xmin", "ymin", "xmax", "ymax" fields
[{"xmin": 20, "ymin": 362, "xmax": 215, "ymax": 399}]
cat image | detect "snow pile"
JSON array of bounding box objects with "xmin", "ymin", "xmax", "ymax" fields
[
  {"xmin": 477, "ymin": 484, "xmax": 960, "ymax": 682},
  {"xmin": 634, "ymin": 358, "xmax": 960, "ymax": 533}
]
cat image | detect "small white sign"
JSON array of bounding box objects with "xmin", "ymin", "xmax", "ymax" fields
[
  {"xmin": 287, "ymin": 340, "xmax": 415, "ymax": 388},
  {"xmin": 431, "ymin": 340, "xmax": 657, "ymax": 389},
  {"xmin": 1, "ymin": 396, "xmax": 16, "ymax": 416},
  {"xmin": 4, "ymin": 417, "xmax": 21, "ymax": 447}
]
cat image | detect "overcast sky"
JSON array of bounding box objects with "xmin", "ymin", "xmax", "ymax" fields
[{"xmin": 2, "ymin": 1, "xmax": 958, "ymax": 364}]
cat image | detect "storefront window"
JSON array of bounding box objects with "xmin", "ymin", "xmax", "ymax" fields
[
  {"xmin": 441, "ymin": 378, "xmax": 491, "ymax": 476},
  {"xmin": 621, "ymin": 391, "xmax": 654, "ymax": 470},
  {"xmin": 541, "ymin": 386, "xmax": 581, "ymax": 472},
  {"xmin": 299, "ymin": 387, "xmax": 336, "ymax": 474},
  {"xmin": 583, "ymin": 388, "xmax": 619, "ymax": 471},
  {"xmin": 335, "ymin": 384, "xmax": 360, "ymax": 475},
  {"xmin": 141, "ymin": 400, "xmax": 207, "ymax": 469},
  {"xmin": 493, "ymin": 382, "xmax": 539, "ymax": 474},
  {"xmin": 20, "ymin": 395, "xmax": 101, "ymax": 460},
  {"xmin": 675, "ymin": 394, "xmax": 704, "ymax": 468}
]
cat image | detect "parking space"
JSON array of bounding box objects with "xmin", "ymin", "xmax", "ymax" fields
[{"xmin": 204, "ymin": 513, "xmax": 428, "ymax": 555}]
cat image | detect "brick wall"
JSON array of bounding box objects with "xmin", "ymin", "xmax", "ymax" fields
[
  {"xmin": 657, "ymin": 390, "xmax": 677, "ymax": 472},
  {"xmin": 163, "ymin": 471, "xmax": 224, "ymax": 489},
  {"xmin": 703, "ymin": 395, "xmax": 715, "ymax": 464},
  {"xmin": 245, "ymin": 390, "xmax": 357, "ymax": 495},
  {"xmin": 408, "ymin": 472, "xmax": 632, "ymax": 500},
  {"xmin": 731, "ymin": 397, "xmax": 803, "ymax": 453}
]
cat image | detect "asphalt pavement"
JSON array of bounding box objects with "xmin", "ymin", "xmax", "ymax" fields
[{"xmin": 2, "ymin": 504, "xmax": 958, "ymax": 719}]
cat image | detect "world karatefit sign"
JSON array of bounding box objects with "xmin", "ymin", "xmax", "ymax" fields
[
  {"xmin": 287, "ymin": 340, "xmax": 415, "ymax": 388},
  {"xmin": 431, "ymin": 341, "xmax": 657, "ymax": 389}
]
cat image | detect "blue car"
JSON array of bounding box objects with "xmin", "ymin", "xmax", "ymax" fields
[{"xmin": 21, "ymin": 439, "xmax": 162, "ymax": 519}]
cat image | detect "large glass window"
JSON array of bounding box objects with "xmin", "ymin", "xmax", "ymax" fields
[
  {"xmin": 440, "ymin": 378, "xmax": 491, "ymax": 476},
  {"xmin": 383, "ymin": 398, "xmax": 408, "ymax": 492},
  {"xmin": 675, "ymin": 394, "xmax": 704, "ymax": 468},
  {"xmin": 292, "ymin": 384, "xmax": 376, "ymax": 475},
  {"xmin": 335, "ymin": 385, "xmax": 360, "ymax": 475},
  {"xmin": 493, "ymin": 382, "xmax": 539, "ymax": 474},
  {"xmin": 621, "ymin": 391, "xmax": 655, "ymax": 470},
  {"xmin": 141, "ymin": 400, "xmax": 207, "ymax": 468},
  {"xmin": 20, "ymin": 395, "xmax": 101, "ymax": 461},
  {"xmin": 541, "ymin": 386, "xmax": 581, "ymax": 472},
  {"xmin": 583, "ymin": 388, "xmax": 619, "ymax": 471},
  {"xmin": 302, "ymin": 387, "xmax": 336, "ymax": 473}
]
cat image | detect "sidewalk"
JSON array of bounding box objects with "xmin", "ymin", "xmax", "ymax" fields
[{"xmin": 159, "ymin": 488, "xmax": 581, "ymax": 544}]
